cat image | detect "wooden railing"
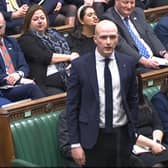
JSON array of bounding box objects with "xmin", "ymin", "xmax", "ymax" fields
[
  {"xmin": 144, "ymin": 5, "xmax": 168, "ymax": 22},
  {"xmin": 137, "ymin": 67, "xmax": 168, "ymax": 89}
]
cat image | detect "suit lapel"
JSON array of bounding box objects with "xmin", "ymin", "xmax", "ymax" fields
[
  {"xmin": 113, "ymin": 9, "xmax": 137, "ymax": 48},
  {"xmin": 130, "ymin": 13, "xmax": 144, "ymax": 36},
  {"xmin": 85, "ymin": 54, "xmax": 99, "ymax": 102},
  {"xmin": 115, "ymin": 53, "xmax": 127, "ymax": 97}
]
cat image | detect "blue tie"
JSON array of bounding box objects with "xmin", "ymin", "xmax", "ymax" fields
[
  {"xmin": 124, "ymin": 18, "xmax": 150, "ymax": 58},
  {"xmin": 104, "ymin": 58, "xmax": 113, "ymax": 130}
]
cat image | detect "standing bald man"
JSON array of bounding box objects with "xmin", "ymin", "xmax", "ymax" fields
[{"xmin": 66, "ymin": 20, "xmax": 139, "ymax": 167}]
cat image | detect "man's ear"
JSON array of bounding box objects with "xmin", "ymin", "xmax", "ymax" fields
[{"xmin": 93, "ymin": 35, "xmax": 97, "ymax": 44}]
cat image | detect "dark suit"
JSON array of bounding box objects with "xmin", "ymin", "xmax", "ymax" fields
[
  {"xmin": 0, "ymin": 0, "xmax": 30, "ymax": 35},
  {"xmin": 101, "ymin": 7, "xmax": 166, "ymax": 62},
  {"xmin": 67, "ymin": 51, "xmax": 138, "ymax": 166},
  {"xmin": 151, "ymin": 92, "xmax": 168, "ymax": 144},
  {"xmin": 0, "ymin": 96, "xmax": 11, "ymax": 106},
  {"xmin": 154, "ymin": 15, "xmax": 168, "ymax": 51},
  {"xmin": 0, "ymin": 36, "xmax": 44, "ymax": 101}
]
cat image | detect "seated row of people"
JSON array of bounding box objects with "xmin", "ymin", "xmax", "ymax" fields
[
  {"xmin": 2, "ymin": 0, "xmax": 168, "ymax": 35},
  {"xmin": 0, "ymin": 0, "xmax": 78, "ymax": 35}
]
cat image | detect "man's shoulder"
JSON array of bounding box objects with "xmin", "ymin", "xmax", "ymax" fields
[
  {"xmin": 72, "ymin": 52, "xmax": 94, "ymax": 65},
  {"xmin": 115, "ymin": 51, "xmax": 137, "ymax": 65},
  {"xmin": 3, "ymin": 36, "xmax": 18, "ymax": 45}
]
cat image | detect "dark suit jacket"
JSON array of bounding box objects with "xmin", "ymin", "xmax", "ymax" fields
[
  {"xmin": 18, "ymin": 31, "xmax": 53, "ymax": 89},
  {"xmin": 67, "ymin": 51, "xmax": 139, "ymax": 149},
  {"xmin": 102, "ymin": 7, "xmax": 165, "ymax": 62},
  {"xmin": 154, "ymin": 15, "xmax": 168, "ymax": 51},
  {"xmin": 0, "ymin": 37, "xmax": 29, "ymax": 85}
]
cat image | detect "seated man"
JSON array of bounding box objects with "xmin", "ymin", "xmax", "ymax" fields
[
  {"xmin": 0, "ymin": 0, "xmax": 29, "ymax": 35},
  {"xmin": 154, "ymin": 14, "xmax": 168, "ymax": 51},
  {"xmin": 0, "ymin": 96, "xmax": 11, "ymax": 107},
  {"xmin": 0, "ymin": 12, "xmax": 44, "ymax": 103},
  {"xmin": 102, "ymin": 0, "xmax": 168, "ymax": 72}
]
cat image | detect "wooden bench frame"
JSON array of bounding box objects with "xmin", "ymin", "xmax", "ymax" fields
[
  {"xmin": 138, "ymin": 68, "xmax": 168, "ymax": 89},
  {"xmin": 144, "ymin": 5, "xmax": 168, "ymax": 23},
  {"xmin": 0, "ymin": 93, "xmax": 66, "ymax": 167}
]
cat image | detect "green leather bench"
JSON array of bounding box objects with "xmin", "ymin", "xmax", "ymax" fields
[
  {"xmin": 0, "ymin": 93, "xmax": 67, "ymax": 167},
  {"xmin": 11, "ymin": 110, "xmax": 66, "ymax": 167}
]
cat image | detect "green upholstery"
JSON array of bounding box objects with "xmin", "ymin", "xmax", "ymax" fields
[
  {"xmin": 143, "ymin": 86, "xmax": 160, "ymax": 101},
  {"xmin": 10, "ymin": 110, "xmax": 66, "ymax": 167},
  {"xmin": 150, "ymin": 22, "xmax": 158, "ymax": 29}
]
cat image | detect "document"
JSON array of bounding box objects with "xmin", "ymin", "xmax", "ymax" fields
[
  {"xmin": 151, "ymin": 56, "xmax": 168, "ymax": 66},
  {"xmin": 132, "ymin": 144, "xmax": 151, "ymax": 155}
]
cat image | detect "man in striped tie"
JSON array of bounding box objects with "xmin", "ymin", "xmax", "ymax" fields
[
  {"xmin": 0, "ymin": 12, "xmax": 44, "ymax": 104},
  {"xmin": 102, "ymin": 0, "xmax": 168, "ymax": 72}
]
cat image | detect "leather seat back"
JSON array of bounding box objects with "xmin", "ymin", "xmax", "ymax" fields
[{"xmin": 10, "ymin": 110, "xmax": 65, "ymax": 167}]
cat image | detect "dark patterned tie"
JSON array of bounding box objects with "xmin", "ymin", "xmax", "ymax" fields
[
  {"xmin": 104, "ymin": 58, "xmax": 113, "ymax": 130},
  {"xmin": 124, "ymin": 17, "xmax": 150, "ymax": 58}
]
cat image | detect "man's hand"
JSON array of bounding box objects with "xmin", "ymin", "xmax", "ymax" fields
[
  {"xmin": 4, "ymin": 72, "xmax": 20, "ymax": 85},
  {"xmin": 163, "ymin": 52, "xmax": 168, "ymax": 60},
  {"xmin": 139, "ymin": 57, "xmax": 160, "ymax": 69},
  {"xmin": 84, "ymin": 0, "xmax": 94, "ymax": 6},
  {"xmin": 12, "ymin": 4, "xmax": 29, "ymax": 19},
  {"xmin": 71, "ymin": 147, "xmax": 86, "ymax": 166},
  {"xmin": 151, "ymin": 141, "xmax": 166, "ymax": 154},
  {"xmin": 53, "ymin": 2, "xmax": 62, "ymax": 13}
]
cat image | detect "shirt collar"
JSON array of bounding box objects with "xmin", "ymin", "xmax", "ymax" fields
[
  {"xmin": 114, "ymin": 7, "xmax": 130, "ymax": 21},
  {"xmin": 95, "ymin": 48, "xmax": 115, "ymax": 62}
]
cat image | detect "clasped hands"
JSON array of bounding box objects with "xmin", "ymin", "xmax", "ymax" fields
[{"xmin": 4, "ymin": 72, "xmax": 34, "ymax": 86}]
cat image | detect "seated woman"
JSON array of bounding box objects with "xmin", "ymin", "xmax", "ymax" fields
[
  {"xmin": 66, "ymin": 5, "xmax": 99, "ymax": 56},
  {"xmin": 0, "ymin": 0, "xmax": 29, "ymax": 35},
  {"xmin": 18, "ymin": 4, "xmax": 79, "ymax": 96},
  {"xmin": 132, "ymin": 76, "xmax": 168, "ymax": 167}
]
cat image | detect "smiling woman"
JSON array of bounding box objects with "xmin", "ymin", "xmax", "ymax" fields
[{"xmin": 18, "ymin": 4, "xmax": 79, "ymax": 96}]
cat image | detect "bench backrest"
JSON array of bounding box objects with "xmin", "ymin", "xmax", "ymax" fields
[
  {"xmin": 0, "ymin": 93, "xmax": 66, "ymax": 167},
  {"xmin": 11, "ymin": 110, "xmax": 65, "ymax": 166}
]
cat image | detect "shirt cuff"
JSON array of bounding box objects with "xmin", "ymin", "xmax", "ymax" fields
[
  {"xmin": 16, "ymin": 71, "xmax": 24, "ymax": 78},
  {"xmin": 71, "ymin": 143, "xmax": 81, "ymax": 148}
]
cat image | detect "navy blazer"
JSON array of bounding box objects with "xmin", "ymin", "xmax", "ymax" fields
[
  {"xmin": 0, "ymin": 37, "xmax": 29, "ymax": 85},
  {"xmin": 67, "ymin": 51, "xmax": 139, "ymax": 149},
  {"xmin": 102, "ymin": 7, "xmax": 165, "ymax": 62},
  {"xmin": 154, "ymin": 15, "xmax": 168, "ymax": 51}
]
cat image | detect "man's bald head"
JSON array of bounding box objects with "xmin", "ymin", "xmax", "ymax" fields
[
  {"xmin": 95, "ymin": 20, "xmax": 118, "ymax": 36},
  {"xmin": 94, "ymin": 20, "xmax": 119, "ymax": 57}
]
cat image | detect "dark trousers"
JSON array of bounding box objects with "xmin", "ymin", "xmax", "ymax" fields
[
  {"xmin": 84, "ymin": 125, "xmax": 131, "ymax": 167},
  {"xmin": 1, "ymin": 83, "xmax": 44, "ymax": 101}
]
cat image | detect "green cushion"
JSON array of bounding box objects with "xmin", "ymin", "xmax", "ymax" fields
[
  {"xmin": 143, "ymin": 86, "xmax": 160, "ymax": 101},
  {"xmin": 10, "ymin": 110, "xmax": 65, "ymax": 167}
]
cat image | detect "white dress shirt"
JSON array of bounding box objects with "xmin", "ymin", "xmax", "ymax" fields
[{"xmin": 95, "ymin": 48, "xmax": 128, "ymax": 128}]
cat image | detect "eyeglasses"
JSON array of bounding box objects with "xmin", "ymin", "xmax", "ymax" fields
[{"xmin": 0, "ymin": 24, "xmax": 6, "ymax": 29}]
